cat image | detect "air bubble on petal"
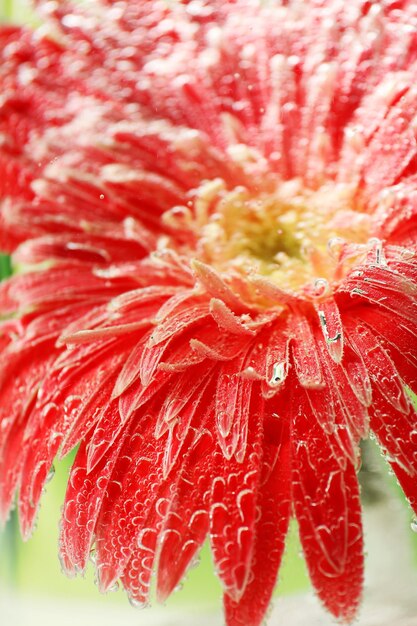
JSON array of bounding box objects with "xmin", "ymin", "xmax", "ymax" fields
[
  {"xmin": 238, "ymin": 366, "xmax": 262, "ymax": 380},
  {"xmin": 217, "ymin": 410, "xmax": 233, "ymax": 438},
  {"xmin": 327, "ymin": 237, "xmax": 345, "ymax": 261},
  {"xmin": 368, "ymin": 237, "xmax": 387, "ymax": 266},
  {"xmin": 128, "ymin": 595, "xmax": 146, "ymax": 609},
  {"xmin": 317, "ymin": 305, "xmax": 344, "ymax": 363},
  {"xmin": 411, "ymin": 519, "xmax": 417, "ymax": 533},
  {"xmin": 89, "ymin": 547, "xmax": 97, "ymax": 565},
  {"xmin": 401, "ymin": 248, "xmax": 415, "ymax": 260},
  {"xmin": 313, "ymin": 278, "xmax": 330, "ymax": 297},
  {"xmin": 45, "ymin": 464, "xmax": 56, "ymax": 484},
  {"xmin": 269, "ymin": 362, "xmax": 286, "ymax": 386}
]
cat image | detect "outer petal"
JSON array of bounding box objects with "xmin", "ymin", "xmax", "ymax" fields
[
  {"xmin": 291, "ymin": 375, "xmax": 364, "ymax": 622},
  {"xmin": 209, "ymin": 392, "xmax": 264, "ymax": 602},
  {"xmin": 156, "ymin": 428, "xmax": 214, "ymax": 602},
  {"xmin": 224, "ymin": 406, "xmax": 291, "ymax": 626},
  {"xmin": 59, "ymin": 434, "xmax": 127, "ymax": 575}
]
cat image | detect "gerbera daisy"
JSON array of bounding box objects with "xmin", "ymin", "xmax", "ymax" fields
[{"xmin": 1, "ymin": 0, "xmax": 417, "ymax": 623}]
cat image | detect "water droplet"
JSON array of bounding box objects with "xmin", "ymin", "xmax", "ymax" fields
[
  {"xmin": 217, "ymin": 410, "xmax": 233, "ymax": 438},
  {"xmin": 89, "ymin": 548, "xmax": 97, "ymax": 565},
  {"xmin": 128, "ymin": 596, "xmax": 145, "ymax": 609},
  {"xmin": 46, "ymin": 464, "xmax": 55, "ymax": 484},
  {"xmin": 401, "ymin": 248, "xmax": 415, "ymax": 260},
  {"xmin": 239, "ymin": 366, "xmax": 260, "ymax": 380},
  {"xmin": 327, "ymin": 237, "xmax": 345, "ymax": 260},
  {"xmin": 411, "ymin": 519, "xmax": 417, "ymax": 533},
  {"xmin": 189, "ymin": 555, "xmax": 201, "ymax": 571},
  {"xmin": 318, "ymin": 311, "xmax": 341, "ymax": 344},
  {"xmin": 368, "ymin": 237, "xmax": 387, "ymax": 266},
  {"xmin": 108, "ymin": 581, "xmax": 119, "ymax": 593},
  {"xmin": 269, "ymin": 362, "xmax": 286, "ymax": 386},
  {"xmin": 313, "ymin": 278, "xmax": 330, "ymax": 297}
]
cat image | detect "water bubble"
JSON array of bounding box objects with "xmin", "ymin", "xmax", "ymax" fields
[
  {"xmin": 89, "ymin": 548, "xmax": 97, "ymax": 565},
  {"xmin": 189, "ymin": 555, "xmax": 201, "ymax": 571},
  {"xmin": 401, "ymin": 248, "xmax": 415, "ymax": 260},
  {"xmin": 46, "ymin": 464, "xmax": 56, "ymax": 484},
  {"xmin": 350, "ymin": 287, "xmax": 366, "ymax": 296},
  {"xmin": 368, "ymin": 237, "xmax": 387, "ymax": 266},
  {"xmin": 313, "ymin": 278, "xmax": 330, "ymax": 297},
  {"xmin": 269, "ymin": 362, "xmax": 286, "ymax": 386},
  {"xmin": 318, "ymin": 311, "xmax": 341, "ymax": 344},
  {"xmin": 128, "ymin": 596, "xmax": 145, "ymax": 609},
  {"xmin": 327, "ymin": 237, "xmax": 345, "ymax": 260},
  {"xmin": 411, "ymin": 519, "xmax": 417, "ymax": 533}
]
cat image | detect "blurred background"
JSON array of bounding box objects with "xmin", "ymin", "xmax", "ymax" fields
[{"xmin": 1, "ymin": 2, "xmax": 417, "ymax": 625}]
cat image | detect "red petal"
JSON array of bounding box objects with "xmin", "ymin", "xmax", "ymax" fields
[
  {"xmin": 314, "ymin": 296, "xmax": 344, "ymax": 364},
  {"xmin": 192, "ymin": 260, "xmax": 250, "ymax": 313},
  {"xmin": 362, "ymin": 86, "xmax": 417, "ymax": 194},
  {"xmin": 345, "ymin": 317, "xmax": 409, "ymax": 414},
  {"xmin": 215, "ymin": 352, "xmax": 254, "ymax": 461},
  {"xmin": 156, "ymin": 429, "xmax": 214, "ymax": 602},
  {"xmin": 224, "ymin": 422, "xmax": 291, "ymax": 626},
  {"xmin": 370, "ymin": 388, "xmax": 417, "ymax": 481},
  {"xmin": 290, "ymin": 314, "xmax": 323, "ymax": 388},
  {"xmin": 292, "ymin": 379, "xmax": 364, "ymax": 622},
  {"xmin": 94, "ymin": 418, "xmax": 166, "ymax": 591},
  {"xmin": 59, "ymin": 435, "xmax": 126, "ymax": 575},
  {"xmin": 209, "ymin": 399, "xmax": 264, "ymax": 602}
]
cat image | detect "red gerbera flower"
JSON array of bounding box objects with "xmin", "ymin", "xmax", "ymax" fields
[{"xmin": 1, "ymin": 0, "xmax": 417, "ymax": 623}]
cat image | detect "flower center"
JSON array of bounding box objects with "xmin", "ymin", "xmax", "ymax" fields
[{"xmin": 163, "ymin": 177, "xmax": 372, "ymax": 294}]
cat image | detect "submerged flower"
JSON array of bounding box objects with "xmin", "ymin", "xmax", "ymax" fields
[{"xmin": 1, "ymin": 0, "xmax": 417, "ymax": 623}]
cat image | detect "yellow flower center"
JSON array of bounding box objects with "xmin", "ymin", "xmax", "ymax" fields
[{"xmin": 163, "ymin": 177, "xmax": 372, "ymax": 294}]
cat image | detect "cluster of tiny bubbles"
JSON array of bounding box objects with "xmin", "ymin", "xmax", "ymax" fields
[{"xmin": 410, "ymin": 519, "xmax": 417, "ymax": 533}]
